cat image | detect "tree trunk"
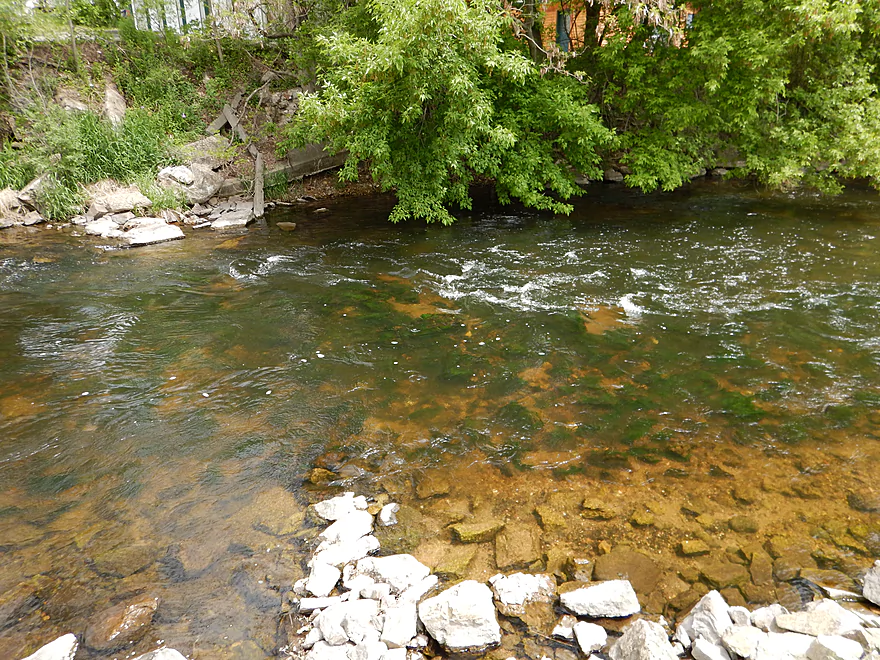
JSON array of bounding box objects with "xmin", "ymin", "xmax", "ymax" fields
[{"xmin": 522, "ymin": 0, "xmax": 545, "ymax": 62}]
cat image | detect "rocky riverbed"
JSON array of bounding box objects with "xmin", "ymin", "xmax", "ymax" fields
[{"xmin": 18, "ymin": 490, "xmax": 880, "ymax": 660}]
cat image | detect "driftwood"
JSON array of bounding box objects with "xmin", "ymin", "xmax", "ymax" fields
[{"xmin": 206, "ymin": 98, "xmax": 265, "ymax": 218}]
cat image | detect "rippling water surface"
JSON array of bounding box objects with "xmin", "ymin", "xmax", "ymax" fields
[{"xmin": 1, "ymin": 181, "xmax": 879, "ymax": 657}]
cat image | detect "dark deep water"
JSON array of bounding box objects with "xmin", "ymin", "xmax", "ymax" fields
[{"xmin": 1, "ymin": 180, "xmax": 879, "ymax": 658}]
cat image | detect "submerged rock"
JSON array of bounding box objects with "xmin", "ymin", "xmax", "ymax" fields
[
  {"xmin": 450, "ymin": 520, "xmax": 503, "ymax": 543},
  {"xmin": 84, "ymin": 595, "xmax": 158, "ymax": 651},
  {"xmin": 418, "ymin": 580, "xmax": 500, "ymax": 651},
  {"xmin": 560, "ymin": 580, "xmax": 640, "ymax": 618},
  {"xmin": 494, "ymin": 522, "xmax": 541, "ymax": 570},
  {"xmin": 594, "ymin": 548, "xmax": 661, "ymax": 595},
  {"xmin": 19, "ymin": 633, "xmax": 78, "ymax": 660},
  {"xmin": 608, "ymin": 618, "xmax": 678, "ymax": 660}
]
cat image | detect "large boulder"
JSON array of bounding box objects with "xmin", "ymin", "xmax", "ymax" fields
[
  {"xmin": 418, "ymin": 580, "xmax": 500, "ymax": 652},
  {"xmin": 173, "ymin": 135, "xmax": 231, "ymax": 170},
  {"xmin": 19, "ymin": 633, "xmax": 78, "ymax": 660},
  {"xmin": 88, "ymin": 187, "xmax": 153, "ymax": 218},
  {"xmin": 158, "ymin": 163, "xmax": 223, "ymax": 204},
  {"xmin": 560, "ymin": 580, "xmax": 641, "ymax": 618},
  {"xmin": 609, "ymin": 619, "xmax": 678, "ymax": 660},
  {"xmin": 103, "ymin": 82, "xmax": 126, "ymax": 127}
]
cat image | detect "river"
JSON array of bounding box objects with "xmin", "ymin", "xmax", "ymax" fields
[{"xmin": 1, "ymin": 180, "xmax": 879, "ymax": 658}]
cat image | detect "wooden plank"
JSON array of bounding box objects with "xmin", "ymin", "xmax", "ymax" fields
[
  {"xmin": 230, "ymin": 91, "xmax": 243, "ymax": 111},
  {"xmin": 254, "ymin": 152, "xmax": 265, "ymax": 218},
  {"xmin": 246, "ymin": 143, "xmax": 259, "ymax": 159},
  {"xmin": 221, "ymin": 104, "xmax": 249, "ymax": 143},
  {"xmin": 206, "ymin": 112, "xmax": 228, "ymax": 135}
]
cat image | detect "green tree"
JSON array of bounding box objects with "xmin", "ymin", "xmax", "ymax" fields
[{"xmin": 283, "ymin": 0, "xmax": 611, "ymax": 224}]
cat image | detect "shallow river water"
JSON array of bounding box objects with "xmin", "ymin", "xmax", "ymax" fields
[{"xmin": 1, "ymin": 181, "xmax": 879, "ymax": 658}]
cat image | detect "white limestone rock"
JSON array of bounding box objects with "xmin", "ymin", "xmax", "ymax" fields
[
  {"xmin": 864, "ymin": 560, "xmax": 880, "ymax": 607},
  {"xmin": 728, "ymin": 606, "xmax": 752, "ymax": 626},
  {"xmin": 308, "ymin": 641, "xmax": 355, "ymax": 660},
  {"xmin": 489, "ymin": 573, "xmax": 556, "ymax": 617},
  {"xmin": 315, "ymin": 599, "xmax": 382, "ymax": 646},
  {"xmin": 20, "ymin": 634, "xmax": 78, "ymax": 660},
  {"xmin": 125, "ymin": 221, "xmax": 184, "ymax": 247},
  {"xmin": 552, "ymin": 614, "xmax": 577, "ymax": 640},
  {"xmin": 379, "ymin": 503, "xmax": 400, "ymax": 527},
  {"xmin": 721, "ymin": 624, "xmax": 766, "ymax": 659},
  {"xmin": 353, "ymin": 555, "xmax": 431, "ymax": 595},
  {"xmin": 806, "ymin": 635, "xmax": 866, "ymax": 660},
  {"xmin": 755, "ymin": 632, "xmax": 814, "ymax": 660},
  {"xmin": 573, "ymin": 621, "xmax": 607, "ymax": 654},
  {"xmin": 417, "ymin": 580, "xmax": 501, "ymax": 651},
  {"xmin": 381, "ymin": 601, "xmax": 418, "ymax": 649},
  {"xmin": 304, "ymin": 627, "xmax": 325, "ymax": 649},
  {"xmin": 675, "ymin": 590, "xmax": 733, "ymax": 647},
  {"xmin": 776, "ymin": 600, "xmax": 862, "ymax": 637},
  {"xmin": 321, "ymin": 511, "xmax": 375, "ymax": 546},
  {"xmin": 608, "ymin": 619, "xmax": 678, "ymax": 660},
  {"xmin": 349, "ymin": 639, "xmax": 388, "ymax": 660},
  {"xmin": 301, "ymin": 596, "xmax": 345, "ymax": 612},
  {"xmin": 85, "ymin": 217, "xmax": 124, "ymax": 239},
  {"xmin": 313, "ymin": 535, "xmax": 380, "ymax": 568},
  {"xmin": 399, "ymin": 575, "xmax": 438, "ymax": 603},
  {"xmin": 560, "ymin": 580, "xmax": 640, "ymax": 618},
  {"xmin": 692, "ymin": 638, "xmax": 731, "ymax": 660},
  {"xmin": 751, "ymin": 604, "xmax": 787, "ymax": 633},
  {"xmin": 132, "ymin": 650, "xmax": 189, "ymax": 660},
  {"xmin": 309, "ymin": 562, "xmax": 343, "ymax": 598},
  {"xmin": 158, "ymin": 165, "xmax": 195, "ymax": 186}
]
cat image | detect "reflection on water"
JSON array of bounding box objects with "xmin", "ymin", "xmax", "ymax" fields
[{"xmin": 1, "ymin": 181, "xmax": 879, "ymax": 657}]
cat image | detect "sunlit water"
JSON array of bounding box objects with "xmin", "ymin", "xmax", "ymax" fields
[{"xmin": 1, "ymin": 181, "xmax": 879, "ymax": 658}]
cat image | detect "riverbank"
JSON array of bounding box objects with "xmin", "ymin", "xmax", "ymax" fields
[{"xmin": 18, "ymin": 489, "xmax": 880, "ymax": 660}]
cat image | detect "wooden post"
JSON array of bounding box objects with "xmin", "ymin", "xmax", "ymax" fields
[{"xmin": 254, "ymin": 152, "xmax": 264, "ymax": 218}]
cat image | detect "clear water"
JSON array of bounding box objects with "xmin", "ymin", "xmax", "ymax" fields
[{"xmin": 1, "ymin": 180, "xmax": 879, "ymax": 657}]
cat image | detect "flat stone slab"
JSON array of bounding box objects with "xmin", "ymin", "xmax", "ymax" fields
[{"xmin": 560, "ymin": 580, "xmax": 640, "ymax": 618}]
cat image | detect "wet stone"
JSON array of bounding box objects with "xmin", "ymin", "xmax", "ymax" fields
[
  {"xmin": 495, "ymin": 522, "xmax": 541, "ymax": 570},
  {"xmin": 846, "ymin": 491, "xmax": 880, "ymax": 513},
  {"xmin": 732, "ymin": 485, "xmax": 760, "ymax": 505},
  {"xmin": 700, "ymin": 561, "xmax": 750, "ymax": 589},
  {"xmin": 681, "ymin": 539, "xmax": 711, "ymax": 556},
  {"xmin": 415, "ymin": 473, "xmax": 451, "ymax": 499},
  {"xmin": 450, "ymin": 520, "xmax": 504, "ymax": 544},
  {"xmin": 535, "ymin": 504, "xmax": 567, "ymax": 530},
  {"xmin": 582, "ymin": 498, "xmax": 616, "ymax": 520},
  {"xmin": 630, "ymin": 510, "xmax": 656, "ymax": 527},
  {"xmin": 593, "ymin": 548, "xmax": 661, "ymax": 596},
  {"xmin": 729, "ymin": 516, "xmax": 759, "ymax": 534},
  {"xmin": 433, "ymin": 545, "xmax": 477, "ymax": 579},
  {"xmin": 84, "ymin": 595, "xmax": 158, "ymax": 651},
  {"xmin": 749, "ymin": 549, "xmax": 774, "ymax": 586}
]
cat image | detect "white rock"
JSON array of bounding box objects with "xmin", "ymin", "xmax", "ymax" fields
[
  {"xmin": 348, "ymin": 639, "xmax": 388, "ymax": 660},
  {"xmin": 84, "ymin": 217, "xmax": 124, "ymax": 239},
  {"xmin": 729, "ymin": 606, "xmax": 752, "ymax": 626},
  {"xmin": 344, "ymin": 574, "xmax": 376, "ymax": 595},
  {"xmin": 211, "ymin": 209, "xmax": 254, "ymax": 229},
  {"xmin": 158, "ymin": 165, "xmax": 195, "ymax": 186},
  {"xmin": 417, "ymin": 580, "xmax": 501, "ymax": 651},
  {"xmin": 125, "ymin": 222, "xmax": 184, "ymax": 246},
  {"xmin": 692, "ymin": 638, "xmax": 731, "ymax": 660},
  {"xmin": 301, "ymin": 596, "xmax": 345, "ymax": 612},
  {"xmin": 379, "ymin": 503, "xmax": 400, "ymax": 526},
  {"xmin": 381, "ymin": 601, "xmax": 418, "ymax": 649},
  {"xmin": 608, "ymin": 619, "xmax": 678, "ymax": 660},
  {"xmin": 861, "ymin": 628, "xmax": 880, "ymax": 652},
  {"xmin": 131, "ymin": 650, "xmax": 188, "ymax": 660},
  {"xmin": 380, "ymin": 649, "xmax": 406, "ymax": 660},
  {"xmin": 354, "ymin": 555, "xmax": 432, "ymax": 595},
  {"xmin": 751, "ymin": 604, "xmax": 787, "ymax": 633},
  {"xmin": 304, "ymin": 627, "xmax": 325, "ymax": 649},
  {"xmin": 755, "ymin": 632, "xmax": 814, "ymax": 660},
  {"xmin": 313, "ymin": 535, "xmax": 380, "ymax": 568},
  {"xmin": 399, "ymin": 575, "xmax": 438, "ymax": 603},
  {"xmin": 676, "ymin": 590, "xmax": 732, "ymax": 647},
  {"xmin": 776, "ymin": 600, "xmax": 862, "ymax": 637},
  {"xmin": 560, "ymin": 580, "xmax": 640, "ymax": 618},
  {"xmin": 864, "ymin": 560, "xmax": 880, "ymax": 607},
  {"xmin": 309, "ymin": 562, "xmax": 343, "ymax": 598},
  {"xmin": 806, "ymin": 635, "xmax": 866, "ymax": 660},
  {"xmin": 316, "ymin": 599, "xmax": 382, "ymax": 646},
  {"xmin": 308, "ymin": 641, "xmax": 355, "ymax": 660},
  {"xmin": 320, "ymin": 511, "xmax": 374, "ymax": 545},
  {"xmin": 489, "ymin": 573, "xmax": 556, "ymax": 617},
  {"xmin": 552, "ymin": 614, "xmax": 578, "ymax": 640},
  {"xmin": 363, "ymin": 582, "xmax": 392, "ymax": 601},
  {"xmin": 573, "ymin": 621, "xmax": 607, "ymax": 654},
  {"xmin": 721, "ymin": 624, "xmax": 766, "ymax": 659},
  {"xmin": 20, "ymin": 634, "xmax": 78, "ymax": 660},
  {"xmin": 407, "ymin": 634, "xmax": 429, "ymax": 649},
  {"xmin": 671, "ymin": 641, "xmax": 686, "ymax": 656}
]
